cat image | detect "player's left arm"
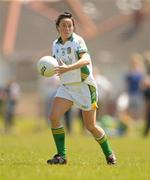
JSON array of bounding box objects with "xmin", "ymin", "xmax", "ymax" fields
[
  {"xmin": 68, "ymin": 52, "xmax": 90, "ymax": 70},
  {"xmin": 55, "ymin": 52, "xmax": 90, "ymax": 75}
]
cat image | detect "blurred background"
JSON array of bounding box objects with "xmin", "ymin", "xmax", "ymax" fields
[{"xmin": 0, "ymin": 0, "xmax": 150, "ymax": 136}]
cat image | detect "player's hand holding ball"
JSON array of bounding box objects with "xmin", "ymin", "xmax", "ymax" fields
[
  {"xmin": 55, "ymin": 59, "xmax": 70, "ymax": 76},
  {"xmin": 37, "ymin": 56, "xmax": 58, "ymax": 77}
]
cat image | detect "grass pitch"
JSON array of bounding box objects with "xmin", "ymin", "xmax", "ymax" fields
[{"xmin": 0, "ymin": 118, "xmax": 150, "ymax": 180}]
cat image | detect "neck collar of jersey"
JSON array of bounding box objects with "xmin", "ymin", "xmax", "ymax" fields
[{"xmin": 56, "ymin": 33, "xmax": 74, "ymax": 44}]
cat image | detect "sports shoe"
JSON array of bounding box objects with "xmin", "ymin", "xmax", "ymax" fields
[
  {"xmin": 47, "ymin": 154, "xmax": 67, "ymax": 165},
  {"xmin": 106, "ymin": 153, "xmax": 117, "ymax": 165}
]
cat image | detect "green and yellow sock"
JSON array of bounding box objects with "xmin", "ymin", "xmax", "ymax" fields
[
  {"xmin": 51, "ymin": 126, "xmax": 66, "ymax": 159},
  {"xmin": 95, "ymin": 134, "xmax": 113, "ymax": 157}
]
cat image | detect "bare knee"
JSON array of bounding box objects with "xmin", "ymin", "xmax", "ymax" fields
[
  {"xmin": 85, "ymin": 124, "xmax": 105, "ymax": 136},
  {"xmin": 49, "ymin": 111, "xmax": 61, "ymax": 127},
  {"xmin": 49, "ymin": 112, "xmax": 55, "ymax": 122},
  {"xmin": 85, "ymin": 124, "xmax": 96, "ymax": 133}
]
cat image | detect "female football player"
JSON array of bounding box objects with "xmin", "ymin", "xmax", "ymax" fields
[{"xmin": 47, "ymin": 12, "xmax": 116, "ymax": 165}]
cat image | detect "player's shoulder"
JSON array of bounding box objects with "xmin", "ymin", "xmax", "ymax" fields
[
  {"xmin": 73, "ymin": 33, "xmax": 84, "ymax": 41},
  {"xmin": 52, "ymin": 38, "xmax": 59, "ymax": 46},
  {"xmin": 72, "ymin": 33, "xmax": 86, "ymax": 47}
]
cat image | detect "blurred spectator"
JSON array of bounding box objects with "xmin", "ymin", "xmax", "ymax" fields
[
  {"xmin": 97, "ymin": 114, "xmax": 127, "ymax": 137},
  {"xmin": 93, "ymin": 67, "xmax": 113, "ymax": 117},
  {"xmin": 0, "ymin": 87, "xmax": 6, "ymax": 118},
  {"xmin": 116, "ymin": 92, "xmax": 133, "ymax": 134},
  {"xmin": 94, "ymin": 67, "xmax": 128, "ymax": 137},
  {"xmin": 4, "ymin": 78, "xmax": 20, "ymax": 133},
  {"xmin": 141, "ymin": 52, "xmax": 150, "ymax": 136},
  {"xmin": 125, "ymin": 53, "xmax": 145, "ymax": 120}
]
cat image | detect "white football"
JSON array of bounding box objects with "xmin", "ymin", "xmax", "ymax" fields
[{"xmin": 37, "ymin": 56, "xmax": 58, "ymax": 77}]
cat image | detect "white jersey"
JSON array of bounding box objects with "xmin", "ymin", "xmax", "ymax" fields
[{"xmin": 52, "ymin": 33, "xmax": 97, "ymax": 88}]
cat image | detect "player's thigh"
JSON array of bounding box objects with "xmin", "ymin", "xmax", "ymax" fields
[
  {"xmin": 82, "ymin": 109, "xmax": 96, "ymax": 127},
  {"xmin": 50, "ymin": 97, "xmax": 73, "ymax": 119}
]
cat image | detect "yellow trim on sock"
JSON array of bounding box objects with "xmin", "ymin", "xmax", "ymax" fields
[
  {"xmin": 52, "ymin": 131, "xmax": 65, "ymax": 135},
  {"xmin": 51, "ymin": 127, "xmax": 65, "ymax": 134}
]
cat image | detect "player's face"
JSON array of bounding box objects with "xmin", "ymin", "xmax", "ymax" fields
[{"xmin": 57, "ymin": 18, "xmax": 74, "ymax": 42}]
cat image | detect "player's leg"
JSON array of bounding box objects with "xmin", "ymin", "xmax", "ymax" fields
[
  {"xmin": 82, "ymin": 109, "xmax": 116, "ymax": 164},
  {"xmin": 64, "ymin": 109, "xmax": 72, "ymax": 134},
  {"xmin": 47, "ymin": 97, "xmax": 73, "ymax": 164},
  {"xmin": 50, "ymin": 97, "xmax": 73, "ymax": 128}
]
